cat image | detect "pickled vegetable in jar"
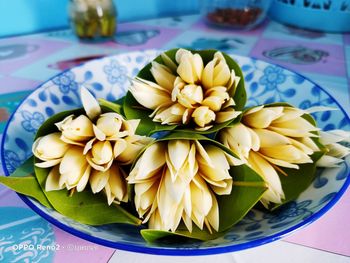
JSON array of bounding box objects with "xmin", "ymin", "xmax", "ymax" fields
[{"xmin": 69, "ymin": 0, "xmax": 117, "ymax": 40}]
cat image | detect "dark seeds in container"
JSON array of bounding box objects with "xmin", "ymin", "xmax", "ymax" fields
[{"xmin": 207, "ymin": 8, "xmax": 262, "ymax": 27}]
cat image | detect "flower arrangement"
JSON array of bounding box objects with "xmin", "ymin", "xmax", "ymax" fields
[{"xmin": 1, "ymin": 48, "xmax": 349, "ymax": 242}]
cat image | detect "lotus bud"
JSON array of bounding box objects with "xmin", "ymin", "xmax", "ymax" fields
[
  {"xmin": 115, "ymin": 135, "xmax": 154, "ymax": 165},
  {"xmin": 202, "ymin": 51, "xmax": 231, "ymax": 89},
  {"xmin": 176, "ymin": 50, "xmax": 203, "ymax": 84},
  {"xmin": 56, "ymin": 115, "xmax": 94, "ymax": 144},
  {"xmin": 130, "ymin": 78, "xmax": 172, "ymax": 110},
  {"xmin": 243, "ymin": 106, "xmax": 284, "ymax": 129},
  {"xmin": 95, "ymin": 112, "xmax": 133, "ymax": 140},
  {"xmin": 153, "ymin": 103, "xmax": 187, "ymax": 125},
  {"xmin": 86, "ymin": 141, "xmax": 114, "ymax": 171},
  {"xmin": 33, "ymin": 133, "xmax": 70, "ymax": 168},
  {"xmin": 59, "ymin": 146, "xmax": 90, "ymax": 190},
  {"xmin": 173, "ymin": 84, "xmax": 203, "ymax": 108},
  {"xmin": 192, "ymin": 106, "xmax": 216, "ymax": 129}
]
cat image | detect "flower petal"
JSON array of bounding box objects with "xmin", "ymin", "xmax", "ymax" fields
[
  {"xmin": 45, "ymin": 166, "xmax": 65, "ymax": 191},
  {"xmin": 131, "ymin": 142, "xmax": 166, "ymax": 181},
  {"xmin": 113, "ymin": 139, "xmax": 127, "ymax": 159},
  {"xmin": 215, "ymin": 109, "xmax": 241, "ymax": 123},
  {"xmin": 130, "ymin": 78, "xmax": 172, "ymax": 110},
  {"xmin": 248, "ymin": 151, "xmax": 284, "ymax": 205},
  {"xmin": 150, "ymin": 61, "xmax": 176, "ymax": 91},
  {"xmin": 254, "ymin": 129, "xmax": 290, "ymax": 148},
  {"xmin": 260, "ymin": 145, "xmax": 312, "ymax": 164},
  {"xmin": 60, "ymin": 115, "xmax": 95, "ymax": 142},
  {"xmin": 35, "ymin": 158, "xmax": 62, "ymax": 168},
  {"xmin": 167, "ymin": 140, "xmax": 190, "ymax": 176},
  {"xmin": 90, "ymin": 169, "xmax": 110, "ymax": 193},
  {"xmin": 316, "ymin": 155, "xmax": 344, "ymax": 167},
  {"xmin": 59, "ymin": 147, "xmax": 88, "ymax": 186},
  {"xmin": 80, "ymin": 86, "xmax": 101, "ymax": 120},
  {"xmin": 243, "ymin": 107, "xmax": 283, "ymax": 128},
  {"xmin": 160, "ymin": 52, "xmax": 177, "ymax": 72},
  {"xmin": 76, "ymin": 165, "xmax": 92, "ymax": 192},
  {"xmin": 108, "ymin": 165, "xmax": 128, "ymax": 203},
  {"xmin": 33, "ymin": 133, "xmax": 69, "ymax": 161},
  {"xmin": 206, "ymin": 190, "xmax": 219, "ymax": 232}
]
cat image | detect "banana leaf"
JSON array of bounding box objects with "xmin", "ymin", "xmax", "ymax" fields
[
  {"xmin": 123, "ymin": 48, "xmax": 246, "ymax": 136},
  {"xmin": 0, "ymin": 157, "xmax": 51, "ymax": 208}
]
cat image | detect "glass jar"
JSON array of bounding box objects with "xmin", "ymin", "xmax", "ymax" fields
[
  {"xmin": 68, "ymin": 0, "xmax": 117, "ymax": 40},
  {"xmin": 202, "ymin": 0, "xmax": 272, "ymax": 30}
]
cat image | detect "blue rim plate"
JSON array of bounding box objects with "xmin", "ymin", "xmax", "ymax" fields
[{"xmin": 1, "ymin": 50, "xmax": 350, "ymax": 256}]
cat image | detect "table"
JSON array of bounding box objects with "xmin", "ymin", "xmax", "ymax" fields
[{"xmin": 0, "ymin": 15, "xmax": 349, "ymax": 263}]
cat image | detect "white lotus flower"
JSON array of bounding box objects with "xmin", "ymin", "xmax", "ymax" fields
[
  {"xmin": 219, "ymin": 105, "xmax": 320, "ymax": 207},
  {"xmin": 33, "ymin": 86, "xmax": 152, "ymax": 205},
  {"xmin": 129, "ymin": 49, "xmax": 241, "ymax": 131},
  {"xmin": 317, "ymin": 130, "xmax": 350, "ymax": 167},
  {"xmin": 127, "ymin": 140, "xmax": 232, "ymax": 233}
]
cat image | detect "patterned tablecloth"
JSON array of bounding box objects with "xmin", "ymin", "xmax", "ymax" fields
[{"xmin": 0, "ymin": 15, "xmax": 349, "ymax": 262}]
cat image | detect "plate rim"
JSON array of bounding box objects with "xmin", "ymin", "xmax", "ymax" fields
[{"xmin": 1, "ymin": 50, "xmax": 350, "ymax": 256}]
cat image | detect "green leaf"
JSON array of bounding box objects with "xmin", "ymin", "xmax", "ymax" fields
[
  {"xmin": 98, "ymin": 98, "xmax": 123, "ymax": 114},
  {"xmin": 141, "ymin": 224, "xmax": 224, "ymax": 242},
  {"xmin": 270, "ymin": 151, "xmax": 324, "ymax": 211},
  {"xmin": 0, "ymin": 157, "xmax": 52, "ymax": 208},
  {"xmin": 34, "ymin": 165, "xmax": 141, "ymax": 226},
  {"xmin": 123, "ymin": 48, "xmax": 246, "ymax": 135},
  {"xmin": 218, "ymin": 164, "xmax": 267, "ymax": 231}
]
